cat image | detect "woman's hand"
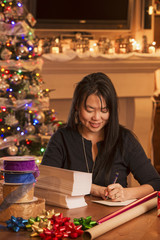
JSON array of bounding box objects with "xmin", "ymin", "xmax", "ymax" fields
[
  {"xmin": 105, "ymin": 183, "xmax": 154, "ymax": 202},
  {"xmin": 91, "ymin": 184, "xmax": 107, "ymax": 199},
  {"xmin": 91, "ymin": 183, "xmax": 126, "ymax": 201},
  {"xmin": 105, "ymin": 183, "xmax": 126, "ymax": 201},
  {"xmin": 91, "ymin": 183, "xmax": 154, "ymax": 201}
]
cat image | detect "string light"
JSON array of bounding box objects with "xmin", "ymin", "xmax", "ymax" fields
[
  {"xmin": 1, "ymin": 107, "xmax": 6, "ymax": 112},
  {"xmin": 40, "ymin": 147, "xmax": 45, "ymax": 153},
  {"xmin": 17, "ymin": 2, "xmax": 22, "ymax": 7}
]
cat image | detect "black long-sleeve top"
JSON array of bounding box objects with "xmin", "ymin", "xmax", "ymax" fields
[{"xmin": 41, "ymin": 126, "xmax": 160, "ymax": 190}]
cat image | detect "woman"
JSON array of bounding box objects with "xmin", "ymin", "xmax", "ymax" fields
[{"xmin": 42, "ymin": 72, "xmax": 160, "ymax": 201}]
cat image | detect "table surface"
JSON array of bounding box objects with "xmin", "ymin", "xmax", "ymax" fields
[{"xmin": 0, "ymin": 195, "xmax": 160, "ymax": 240}]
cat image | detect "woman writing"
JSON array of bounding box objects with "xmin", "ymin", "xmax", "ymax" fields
[{"xmin": 41, "ymin": 72, "xmax": 160, "ymax": 201}]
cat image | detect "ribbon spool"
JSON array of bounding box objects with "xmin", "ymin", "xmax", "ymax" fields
[
  {"xmin": 0, "ymin": 156, "xmax": 38, "ymax": 208},
  {"xmin": 3, "ymin": 183, "xmax": 34, "ymax": 203},
  {"xmin": 3, "ymin": 160, "xmax": 36, "ymax": 171},
  {"xmin": 4, "ymin": 172, "xmax": 36, "ymax": 184}
]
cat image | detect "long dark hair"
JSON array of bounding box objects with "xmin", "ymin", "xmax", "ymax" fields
[{"xmin": 67, "ymin": 72, "xmax": 120, "ymax": 183}]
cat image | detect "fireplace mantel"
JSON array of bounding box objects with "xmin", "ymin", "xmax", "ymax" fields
[{"xmin": 41, "ymin": 55, "xmax": 160, "ymax": 99}]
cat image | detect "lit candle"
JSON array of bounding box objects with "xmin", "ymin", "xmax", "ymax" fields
[
  {"xmin": 89, "ymin": 40, "xmax": 98, "ymax": 53},
  {"xmin": 148, "ymin": 46, "xmax": 155, "ymax": 53},
  {"xmin": 51, "ymin": 47, "xmax": 59, "ymax": 54}
]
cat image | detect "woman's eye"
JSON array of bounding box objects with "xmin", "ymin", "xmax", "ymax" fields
[
  {"xmin": 86, "ymin": 109, "xmax": 93, "ymax": 113},
  {"xmin": 101, "ymin": 108, "xmax": 108, "ymax": 113}
]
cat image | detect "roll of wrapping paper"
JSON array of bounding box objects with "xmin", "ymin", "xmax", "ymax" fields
[
  {"xmin": 83, "ymin": 191, "xmax": 157, "ymax": 240},
  {"xmin": 98, "ymin": 191, "xmax": 157, "ymax": 223},
  {"xmin": 157, "ymin": 191, "xmax": 160, "ymax": 216}
]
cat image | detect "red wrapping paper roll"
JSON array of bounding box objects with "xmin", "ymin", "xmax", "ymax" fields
[
  {"xmin": 98, "ymin": 191, "xmax": 157, "ymax": 224},
  {"xmin": 83, "ymin": 191, "xmax": 157, "ymax": 240}
]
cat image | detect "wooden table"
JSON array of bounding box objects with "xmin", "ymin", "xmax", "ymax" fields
[{"xmin": 0, "ymin": 195, "xmax": 160, "ymax": 240}]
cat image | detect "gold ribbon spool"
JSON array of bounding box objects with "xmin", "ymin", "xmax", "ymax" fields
[{"xmin": 3, "ymin": 183, "xmax": 34, "ymax": 203}]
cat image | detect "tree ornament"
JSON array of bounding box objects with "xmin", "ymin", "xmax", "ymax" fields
[
  {"xmin": 16, "ymin": 89, "xmax": 27, "ymax": 99},
  {"xmin": 0, "ymin": 12, "xmax": 5, "ymax": 22},
  {"xmin": 9, "ymin": 96, "xmax": 17, "ymax": 106},
  {"xmin": 5, "ymin": 114, "xmax": 18, "ymax": 126},
  {"xmin": 10, "ymin": 73, "xmax": 22, "ymax": 85},
  {"xmin": 28, "ymin": 83, "xmax": 40, "ymax": 96},
  {"xmin": 7, "ymin": 145, "xmax": 18, "ymax": 156},
  {"xmin": 4, "ymin": 6, "xmax": 14, "ymax": 21},
  {"xmin": 33, "ymin": 111, "xmax": 45, "ymax": 124},
  {"xmin": 0, "ymin": 77, "xmax": 9, "ymax": 92},
  {"xmin": 25, "ymin": 122, "xmax": 35, "ymax": 135},
  {"xmin": 1, "ymin": 48, "xmax": 12, "ymax": 60},
  {"xmin": 17, "ymin": 44, "xmax": 29, "ymax": 58},
  {"xmin": 39, "ymin": 123, "xmax": 48, "ymax": 135},
  {"xmin": 0, "ymin": 35, "xmax": 8, "ymax": 43},
  {"xmin": 19, "ymin": 144, "xmax": 30, "ymax": 155}
]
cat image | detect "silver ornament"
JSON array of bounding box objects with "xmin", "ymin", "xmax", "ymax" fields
[
  {"xmin": 39, "ymin": 124, "xmax": 48, "ymax": 135},
  {"xmin": 0, "ymin": 80, "xmax": 9, "ymax": 92},
  {"xmin": 19, "ymin": 144, "xmax": 30, "ymax": 155},
  {"xmin": 10, "ymin": 73, "xmax": 22, "ymax": 85},
  {"xmin": 28, "ymin": 84, "xmax": 40, "ymax": 95},
  {"xmin": 33, "ymin": 111, "xmax": 45, "ymax": 124},
  {"xmin": 7, "ymin": 145, "xmax": 18, "ymax": 156},
  {"xmin": 1, "ymin": 48, "xmax": 12, "ymax": 60},
  {"xmin": 25, "ymin": 122, "xmax": 35, "ymax": 134},
  {"xmin": 17, "ymin": 44, "xmax": 29, "ymax": 58}
]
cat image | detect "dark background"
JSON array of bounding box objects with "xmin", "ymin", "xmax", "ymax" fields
[{"xmin": 36, "ymin": 0, "xmax": 128, "ymax": 21}]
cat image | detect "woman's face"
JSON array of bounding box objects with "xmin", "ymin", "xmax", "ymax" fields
[{"xmin": 78, "ymin": 94, "xmax": 109, "ymax": 134}]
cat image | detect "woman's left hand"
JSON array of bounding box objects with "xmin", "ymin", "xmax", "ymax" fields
[{"xmin": 104, "ymin": 183, "xmax": 126, "ymax": 201}]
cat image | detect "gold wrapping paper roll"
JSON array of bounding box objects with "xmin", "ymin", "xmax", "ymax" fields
[
  {"xmin": 83, "ymin": 197, "xmax": 157, "ymax": 240},
  {"xmin": 3, "ymin": 183, "xmax": 34, "ymax": 203}
]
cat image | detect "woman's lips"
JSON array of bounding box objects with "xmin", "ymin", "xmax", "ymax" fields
[{"xmin": 90, "ymin": 122, "xmax": 101, "ymax": 128}]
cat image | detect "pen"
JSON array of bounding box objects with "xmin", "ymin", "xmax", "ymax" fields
[
  {"xmin": 105, "ymin": 172, "xmax": 119, "ymax": 200},
  {"xmin": 113, "ymin": 172, "xmax": 119, "ymax": 184}
]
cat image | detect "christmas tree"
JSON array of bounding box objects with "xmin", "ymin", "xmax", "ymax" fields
[{"xmin": 0, "ymin": 0, "xmax": 62, "ymax": 158}]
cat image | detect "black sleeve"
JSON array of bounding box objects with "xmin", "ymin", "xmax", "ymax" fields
[
  {"xmin": 41, "ymin": 130, "xmax": 66, "ymax": 167},
  {"xmin": 124, "ymin": 131, "xmax": 160, "ymax": 191}
]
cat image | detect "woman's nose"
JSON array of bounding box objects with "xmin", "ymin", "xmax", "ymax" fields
[{"xmin": 92, "ymin": 111, "xmax": 101, "ymax": 120}]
